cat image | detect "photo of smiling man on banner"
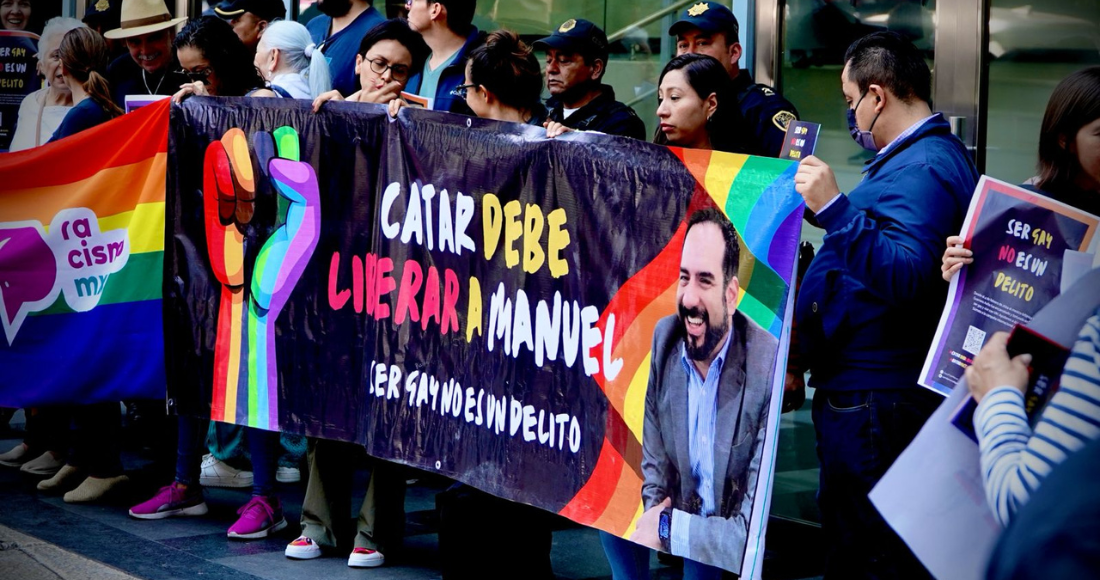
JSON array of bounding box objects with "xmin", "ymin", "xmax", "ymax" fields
[{"xmin": 633, "ymin": 207, "xmax": 778, "ymax": 574}]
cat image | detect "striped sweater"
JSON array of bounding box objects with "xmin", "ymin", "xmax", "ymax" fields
[{"xmin": 974, "ymin": 310, "xmax": 1100, "ymax": 526}]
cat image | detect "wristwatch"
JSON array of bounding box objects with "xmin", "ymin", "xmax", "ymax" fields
[{"xmin": 658, "ymin": 507, "xmax": 672, "ymax": 553}]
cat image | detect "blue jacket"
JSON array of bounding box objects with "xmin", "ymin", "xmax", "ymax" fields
[
  {"xmin": 307, "ymin": 6, "xmax": 385, "ymax": 97},
  {"xmin": 796, "ymin": 114, "xmax": 979, "ymax": 391},
  {"xmin": 405, "ymin": 28, "xmax": 483, "ymax": 116}
]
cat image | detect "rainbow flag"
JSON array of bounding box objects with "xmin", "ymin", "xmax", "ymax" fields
[
  {"xmin": 558, "ymin": 149, "xmax": 801, "ymax": 536},
  {"xmin": 0, "ymin": 100, "xmax": 169, "ymax": 406}
]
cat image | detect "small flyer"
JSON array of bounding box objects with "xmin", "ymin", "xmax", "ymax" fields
[
  {"xmin": 0, "ymin": 30, "xmax": 40, "ymax": 151},
  {"xmin": 919, "ymin": 176, "xmax": 1100, "ymax": 395},
  {"xmin": 778, "ymin": 120, "xmax": 820, "ymax": 161}
]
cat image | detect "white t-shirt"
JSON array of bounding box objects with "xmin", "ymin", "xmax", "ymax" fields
[
  {"xmin": 9, "ymin": 88, "xmax": 72, "ymax": 151},
  {"xmin": 562, "ymin": 107, "xmax": 580, "ymax": 119}
]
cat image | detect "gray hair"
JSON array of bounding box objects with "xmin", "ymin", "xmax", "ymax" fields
[
  {"xmin": 39, "ymin": 17, "xmax": 86, "ymax": 55},
  {"xmin": 260, "ymin": 20, "xmax": 331, "ymax": 99}
]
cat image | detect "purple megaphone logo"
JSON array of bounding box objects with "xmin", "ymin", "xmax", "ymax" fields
[{"xmin": 0, "ymin": 224, "xmax": 60, "ymax": 345}]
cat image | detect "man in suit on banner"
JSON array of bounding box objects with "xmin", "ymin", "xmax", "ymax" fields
[{"xmin": 632, "ymin": 207, "xmax": 778, "ymax": 575}]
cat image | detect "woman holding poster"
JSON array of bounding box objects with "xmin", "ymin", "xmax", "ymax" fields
[{"xmin": 942, "ymin": 66, "xmax": 1100, "ymax": 281}]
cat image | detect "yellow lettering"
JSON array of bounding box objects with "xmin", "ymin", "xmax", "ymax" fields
[
  {"xmin": 523, "ymin": 203, "xmax": 545, "ymax": 274},
  {"xmin": 482, "ymin": 194, "xmax": 502, "ymax": 261},
  {"xmin": 465, "ymin": 276, "xmax": 482, "ymax": 342},
  {"xmin": 547, "ymin": 208, "xmax": 570, "ymax": 278},
  {"xmin": 503, "ymin": 200, "xmax": 522, "ymax": 269}
]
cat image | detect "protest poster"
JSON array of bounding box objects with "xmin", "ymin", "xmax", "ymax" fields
[
  {"xmin": 0, "ymin": 99, "xmax": 168, "ymax": 405},
  {"xmin": 920, "ymin": 176, "xmax": 1099, "ymax": 395},
  {"xmin": 163, "ymin": 97, "xmax": 804, "ymax": 576},
  {"xmin": 0, "ymin": 30, "xmax": 39, "ymax": 151}
]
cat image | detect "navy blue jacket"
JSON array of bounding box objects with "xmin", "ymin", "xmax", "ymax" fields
[
  {"xmin": 405, "ymin": 28, "xmax": 483, "ymax": 117},
  {"xmin": 796, "ymin": 114, "xmax": 979, "ymax": 391}
]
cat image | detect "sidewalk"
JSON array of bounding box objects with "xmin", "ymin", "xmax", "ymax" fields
[{"xmin": 0, "ymin": 412, "xmax": 822, "ymax": 580}]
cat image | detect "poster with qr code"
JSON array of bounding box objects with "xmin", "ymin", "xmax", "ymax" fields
[{"xmin": 919, "ymin": 176, "xmax": 1100, "ymax": 395}]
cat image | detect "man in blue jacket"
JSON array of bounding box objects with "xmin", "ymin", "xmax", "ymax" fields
[
  {"xmin": 404, "ymin": 0, "xmax": 481, "ymax": 116},
  {"xmin": 794, "ymin": 32, "xmax": 978, "ymax": 579}
]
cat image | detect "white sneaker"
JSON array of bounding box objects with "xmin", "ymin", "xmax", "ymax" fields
[
  {"xmin": 276, "ymin": 466, "xmax": 300, "ymax": 483},
  {"xmin": 347, "ymin": 547, "xmax": 384, "ymax": 568},
  {"xmin": 199, "ymin": 454, "xmax": 253, "ymax": 488},
  {"xmin": 285, "ymin": 536, "xmax": 322, "ymax": 559}
]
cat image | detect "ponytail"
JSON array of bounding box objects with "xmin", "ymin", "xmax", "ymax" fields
[
  {"xmin": 261, "ymin": 20, "xmax": 331, "ymax": 99},
  {"xmin": 85, "ymin": 70, "xmax": 124, "ymax": 118},
  {"xmin": 304, "ymin": 42, "xmax": 332, "ymax": 100},
  {"xmin": 59, "ymin": 27, "xmax": 122, "ymax": 117}
]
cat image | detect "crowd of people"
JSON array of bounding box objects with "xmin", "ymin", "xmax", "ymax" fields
[{"xmin": 2, "ymin": 0, "xmax": 1099, "ymax": 578}]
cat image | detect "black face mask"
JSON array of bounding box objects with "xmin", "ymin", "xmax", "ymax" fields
[{"xmin": 317, "ymin": 0, "xmax": 352, "ymax": 18}]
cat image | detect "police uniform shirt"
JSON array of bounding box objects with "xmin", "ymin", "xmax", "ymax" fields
[{"xmin": 730, "ymin": 70, "xmax": 799, "ymax": 158}]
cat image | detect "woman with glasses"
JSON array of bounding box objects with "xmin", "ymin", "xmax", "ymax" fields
[
  {"xmin": 171, "ymin": 16, "xmax": 264, "ymax": 102},
  {"xmin": 252, "ymin": 20, "xmax": 332, "ymax": 100},
  {"xmin": 10, "ymin": 17, "xmax": 85, "ymax": 150},
  {"xmin": 436, "ymin": 29, "xmax": 545, "ymax": 125},
  {"xmin": 311, "ymin": 18, "xmax": 427, "ymax": 110}
]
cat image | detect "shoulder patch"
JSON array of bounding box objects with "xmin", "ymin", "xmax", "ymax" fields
[
  {"xmin": 772, "ymin": 111, "xmax": 796, "ymax": 131},
  {"xmin": 761, "ymin": 87, "xmax": 775, "ymax": 96}
]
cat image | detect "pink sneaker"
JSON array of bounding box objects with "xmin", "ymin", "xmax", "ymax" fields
[
  {"xmin": 347, "ymin": 547, "xmax": 384, "ymax": 568},
  {"xmin": 129, "ymin": 482, "xmax": 208, "ymax": 520},
  {"xmin": 227, "ymin": 496, "xmax": 287, "ymax": 539}
]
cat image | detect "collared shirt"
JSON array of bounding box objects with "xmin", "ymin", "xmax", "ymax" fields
[
  {"xmin": 815, "ymin": 114, "xmax": 939, "ymax": 216},
  {"xmin": 670, "ymin": 330, "xmax": 732, "ymax": 556},
  {"xmin": 680, "ymin": 330, "xmax": 733, "ymax": 518}
]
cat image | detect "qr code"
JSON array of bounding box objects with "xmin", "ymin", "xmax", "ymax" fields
[{"xmin": 963, "ymin": 325, "xmax": 987, "ymax": 355}]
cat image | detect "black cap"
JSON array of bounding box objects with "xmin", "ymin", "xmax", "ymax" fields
[
  {"xmin": 83, "ymin": 0, "xmax": 121, "ymax": 28},
  {"xmin": 668, "ymin": 1, "xmax": 739, "ymax": 42},
  {"xmin": 533, "ymin": 19, "xmax": 609, "ymax": 62},
  {"xmin": 214, "ymin": 0, "xmax": 285, "ymax": 22}
]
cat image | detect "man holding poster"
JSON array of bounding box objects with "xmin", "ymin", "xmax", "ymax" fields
[
  {"xmin": 793, "ymin": 31, "xmax": 978, "ymax": 578},
  {"xmin": 634, "ymin": 208, "xmax": 777, "ymax": 574}
]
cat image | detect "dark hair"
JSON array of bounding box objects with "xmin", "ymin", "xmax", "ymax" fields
[
  {"xmin": 173, "ymin": 16, "xmax": 264, "ymax": 97},
  {"xmin": 1037, "ymin": 66, "xmax": 1100, "ymax": 192},
  {"xmin": 433, "ymin": 0, "xmax": 475, "ymax": 35},
  {"xmin": 59, "ymin": 27, "xmax": 124, "ymax": 119},
  {"xmin": 467, "ymin": 29, "xmax": 542, "ymax": 114},
  {"xmin": 357, "ymin": 18, "xmax": 430, "ymax": 73},
  {"xmin": 843, "ymin": 31, "xmax": 931, "ymax": 104},
  {"xmin": 686, "ymin": 208, "xmax": 740, "ymax": 285},
  {"xmin": 653, "ymin": 53, "xmax": 729, "ymax": 146}
]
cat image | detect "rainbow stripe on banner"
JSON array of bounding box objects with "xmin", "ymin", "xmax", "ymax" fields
[
  {"xmin": 0, "ymin": 100, "xmax": 169, "ymax": 406},
  {"xmin": 558, "ymin": 149, "xmax": 802, "ymax": 535}
]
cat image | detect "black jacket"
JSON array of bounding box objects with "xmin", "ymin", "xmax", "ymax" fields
[{"xmin": 546, "ymin": 85, "xmax": 646, "ymax": 140}]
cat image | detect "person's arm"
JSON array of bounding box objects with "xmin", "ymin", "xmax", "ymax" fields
[
  {"xmin": 972, "ymin": 319, "xmax": 1100, "ymax": 526},
  {"xmin": 800, "ymin": 160, "xmax": 963, "ymax": 304},
  {"xmin": 667, "ymin": 424, "xmax": 763, "ymax": 572},
  {"xmin": 639, "ymin": 341, "xmax": 672, "ymax": 510}
]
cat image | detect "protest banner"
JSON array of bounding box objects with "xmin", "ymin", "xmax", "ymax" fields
[
  {"xmin": 920, "ymin": 177, "xmax": 1099, "ymax": 395},
  {"xmin": 164, "ymin": 97, "xmax": 804, "ymax": 576},
  {"xmin": 0, "ymin": 99, "xmax": 168, "ymax": 405},
  {"xmin": 0, "ymin": 30, "xmax": 39, "ymax": 151}
]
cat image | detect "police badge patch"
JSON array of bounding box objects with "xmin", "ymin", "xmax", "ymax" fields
[{"xmin": 772, "ymin": 111, "xmax": 796, "ymax": 131}]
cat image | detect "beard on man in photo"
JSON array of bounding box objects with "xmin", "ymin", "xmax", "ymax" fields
[
  {"xmin": 316, "ymin": 0, "xmax": 352, "ymax": 18},
  {"xmin": 679, "ymin": 296, "xmax": 730, "ymax": 361}
]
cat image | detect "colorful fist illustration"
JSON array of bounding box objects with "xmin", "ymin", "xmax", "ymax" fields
[{"xmin": 204, "ymin": 126, "xmax": 320, "ymax": 430}]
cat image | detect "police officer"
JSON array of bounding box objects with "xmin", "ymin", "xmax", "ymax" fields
[
  {"xmin": 535, "ymin": 18, "xmax": 646, "ymax": 140},
  {"xmin": 214, "ymin": 0, "xmax": 286, "ymax": 52},
  {"xmin": 670, "ymin": 1, "xmax": 799, "ymax": 157}
]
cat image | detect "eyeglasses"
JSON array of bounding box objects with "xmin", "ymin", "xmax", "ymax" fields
[
  {"xmin": 175, "ymin": 68, "xmax": 212, "ymax": 83},
  {"xmin": 367, "ymin": 58, "xmax": 410, "ymax": 81},
  {"xmin": 449, "ymin": 83, "xmax": 476, "ymax": 99}
]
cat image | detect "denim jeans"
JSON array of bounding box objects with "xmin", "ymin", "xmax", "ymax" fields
[
  {"xmin": 812, "ymin": 388, "xmax": 941, "ymax": 580},
  {"xmin": 599, "ymin": 530, "xmax": 726, "ymax": 580}
]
